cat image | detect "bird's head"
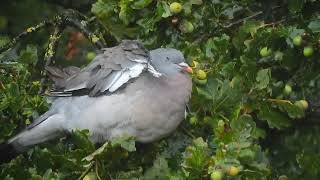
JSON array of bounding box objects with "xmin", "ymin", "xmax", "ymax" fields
[{"xmin": 150, "ymin": 48, "xmax": 193, "ymax": 76}]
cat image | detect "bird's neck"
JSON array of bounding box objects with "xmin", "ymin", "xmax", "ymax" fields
[{"xmin": 159, "ymin": 73, "xmax": 192, "ymax": 102}]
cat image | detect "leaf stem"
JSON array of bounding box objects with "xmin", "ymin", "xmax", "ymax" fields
[
  {"xmin": 95, "ymin": 160, "xmax": 102, "ymax": 180},
  {"xmin": 77, "ymin": 162, "xmax": 94, "ymax": 180},
  {"xmin": 267, "ymin": 98, "xmax": 293, "ymax": 105}
]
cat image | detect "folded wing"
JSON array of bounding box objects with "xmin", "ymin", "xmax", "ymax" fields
[{"xmin": 47, "ymin": 40, "xmax": 161, "ymax": 97}]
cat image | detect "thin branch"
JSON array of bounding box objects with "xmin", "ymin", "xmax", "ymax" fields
[
  {"xmin": 95, "ymin": 160, "xmax": 102, "ymax": 180},
  {"xmin": 60, "ymin": 10, "xmax": 106, "ymax": 49},
  {"xmin": 223, "ymin": 5, "xmax": 282, "ymax": 28},
  {"xmin": 258, "ymin": 19, "xmax": 286, "ymax": 28},
  {"xmin": 77, "ymin": 162, "xmax": 94, "ymax": 180},
  {"xmin": 0, "ymin": 20, "xmax": 53, "ymax": 53},
  {"xmin": 223, "ymin": 11, "xmax": 263, "ymax": 28},
  {"xmin": 65, "ymin": 18, "xmax": 105, "ymax": 49},
  {"xmin": 38, "ymin": 25, "xmax": 64, "ymax": 94},
  {"xmin": 182, "ymin": 127, "xmax": 196, "ymax": 139},
  {"xmin": 0, "ymin": 9, "xmax": 108, "ymax": 55},
  {"xmin": 268, "ymin": 98, "xmax": 293, "ymax": 104},
  {"xmin": 0, "ymin": 9, "xmax": 115, "ymax": 95}
]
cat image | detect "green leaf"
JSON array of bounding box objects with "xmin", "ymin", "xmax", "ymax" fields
[
  {"xmin": 159, "ymin": 2, "xmax": 171, "ymax": 18},
  {"xmin": 71, "ymin": 130, "xmax": 95, "ymax": 152},
  {"xmin": 18, "ymin": 45, "xmax": 38, "ymax": 65},
  {"xmin": 288, "ymin": 0, "xmax": 304, "ymax": 13},
  {"xmin": 256, "ymin": 69, "xmax": 271, "ymax": 90},
  {"xmin": 182, "ymin": 138, "xmax": 209, "ymax": 177},
  {"xmin": 195, "ymin": 78, "xmax": 219, "ymax": 99},
  {"xmin": 111, "ymin": 135, "xmax": 136, "ymax": 152},
  {"xmin": 205, "ymin": 35, "xmax": 230, "ymax": 58},
  {"xmin": 272, "ymin": 100, "xmax": 305, "ymax": 119},
  {"xmin": 258, "ymin": 104, "xmax": 291, "ymax": 129},
  {"xmin": 231, "ymin": 114, "xmax": 256, "ymax": 132},
  {"xmin": 239, "ymin": 149, "xmax": 256, "ymax": 162},
  {"xmin": 220, "ymin": 62, "xmax": 236, "ymax": 78},
  {"xmin": 132, "ymin": 0, "xmax": 153, "ymax": 9},
  {"xmin": 119, "ymin": 0, "xmax": 135, "ymax": 25},
  {"xmin": 91, "ymin": 0, "xmax": 117, "ymax": 18},
  {"xmin": 308, "ymin": 19, "xmax": 320, "ymax": 33},
  {"xmin": 143, "ymin": 156, "xmax": 170, "ymax": 180},
  {"xmin": 241, "ymin": 20, "xmax": 261, "ymax": 37}
]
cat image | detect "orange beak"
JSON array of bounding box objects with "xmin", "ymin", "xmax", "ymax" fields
[{"xmin": 178, "ymin": 62, "xmax": 193, "ymax": 74}]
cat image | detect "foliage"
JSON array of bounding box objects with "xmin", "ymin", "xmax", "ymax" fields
[{"xmin": 1, "ymin": 0, "xmax": 320, "ymax": 179}]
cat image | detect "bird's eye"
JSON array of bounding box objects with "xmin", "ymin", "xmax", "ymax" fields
[{"xmin": 166, "ymin": 57, "xmax": 170, "ymax": 62}]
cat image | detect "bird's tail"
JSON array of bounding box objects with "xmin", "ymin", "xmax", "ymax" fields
[
  {"xmin": 0, "ymin": 142, "xmax": 19, "ymax": 163},
  {"xmin": 0, "ymin": 114, "xmax": 66, "ymax": 164}
]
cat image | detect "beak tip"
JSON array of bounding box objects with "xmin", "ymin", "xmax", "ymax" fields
[
  {"xmin": 187, "ymin": 67, "xmax": 193, "ymax": 74},
  {"xmin": 178, "ymin": 62, "xmax": 193, "ymax": 74},
  {"xmin": 183, "ymin": 66, "xmax": 193, "ymax": 74}
]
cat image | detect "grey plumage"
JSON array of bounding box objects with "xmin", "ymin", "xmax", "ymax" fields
[
  {"xmin": 48, "ymin": 40, "xmax": 150, "ymax": 96},
  {"xmin": 1, "ymin": 40, "xmax": 192, "ymax": 160}
]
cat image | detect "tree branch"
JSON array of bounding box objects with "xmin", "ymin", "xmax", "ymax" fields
[
  {"xmin": 0, "ymin": 20, "xmax": 53, "ymax": 53},
  {"xmin": 38, "ymin": 25, "xmax": 64, "ymax": 95}
]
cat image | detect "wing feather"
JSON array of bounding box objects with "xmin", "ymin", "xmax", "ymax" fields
[
  {"xmin": 109, "ymin": 63, "xmax": 145, "ymax": 92},
  {"xmin": 47, "ymin": 40, "xmax": 161, "ymax": 97}
]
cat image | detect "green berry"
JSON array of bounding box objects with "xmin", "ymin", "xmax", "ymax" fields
[
  {"xmin": 293, "ymin": 36, "xmax": 302, "ymax": 46},
  {"xmin": 179, "ymin": 20, "xmax": 194, "ymax": 33},
  {"xmin": 170, "ymin": 2, "xmax": 183, "ymax": 14},
  {"xmin": 228, "ymin": 166, "xmax": 240, "ymax": 176},
  {"xmin": 278, "ymin": 175, "xmax": 288, "ymax": 180},
  {"xmin": 211, "ymin": 170, "xmax": 223, "ymax": 180},
  {"xmin": 294, "ymin": 100, "xmax": 309, "ymax": 110},
  {"xmin": 195, "ymin": 78, "xmax": 207, "ymax": 85},
  {"xmin": 303, "ymin": 46, "xmax": 314, "ymax": 57},
  {"xmin": 283, "ymin": 84, "xmax": 292, "ymax": 95},
  {"xmin": 260, "ymin": 47, "xmax": 272, "ymax": 57},
  {"xmin": 83, "ymin": 172, "xmax": 96, "ymax": 180},
  {"xmin": 196, "ymin": 70, "xmax": 207, "ymax": 80},
  {"xmin": 86, "ymin": 52, "xmax": 96, "ymax": 61},
  {"xmin": 189, "ymin": 116, "xmax": 198, "ymax": 125}
]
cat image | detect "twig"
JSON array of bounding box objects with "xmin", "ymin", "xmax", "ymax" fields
[
  {"xmin": 60, "ymin": 10, "xmax": 106, "ymax": 49},
  {"xmin": 223, "ymin": 11, "xmax": 263, "ymax": 28},
  {"xmin": 38, "ymin": 26, "xmax": 64, "ymax": 94},
  {"xmin": 95, "ymin": 160, "xmax": 102, "ymax": 180},
  {"xmin": 182, "ymin": 127, "xmax": 196, "ymax": 139},
  {"xmin": 0, "ymin": 81, "xmax": 5, "ymax": 90},
  {"xmin": 65, "ymin": 18, "xmax": 105, "ymax": 49},
  {"xmin": 77, "ymin": 162, "xmax": 94, "ymax": 180},
  {"xmin": 0, "ymin": 9, "xmax": 113, "ymax": 94},
  {"xmin": 223, "ymin": 5, "xmax": 282, "ymax": 28},
  {"xmin": 267, "ymin": 98, "xmax": 293, "ymax": 104},
  {"xmin": 0, "ymin": 9, "xmax": 108, "ymax": 55},
  {"xmin": 0, "ymin": 20, "xmax": 53, "ymax": 53},
  {"xmin": 258, "ymin": 19, "xmax": 286, "ymax": 28}
]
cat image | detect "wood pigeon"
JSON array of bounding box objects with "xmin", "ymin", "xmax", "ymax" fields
[{"xmin": 0, "ymin": 40, "xmax": 193, "ymax": 163}]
